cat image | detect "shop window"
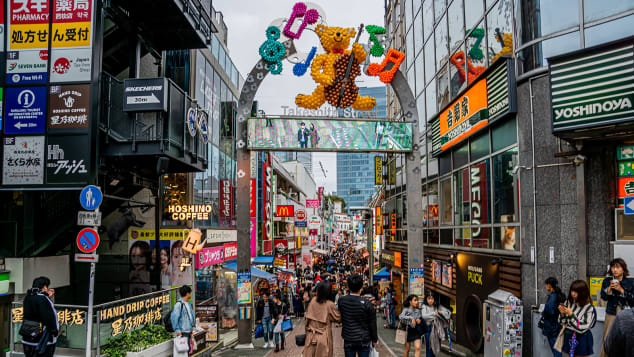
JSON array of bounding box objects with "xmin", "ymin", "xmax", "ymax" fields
[
  {"xmin": 429, "ymin": 229, "xmax": 440, "ymax": 244},
  {"xmin": 453, "ymin": 142, "xmax": 469, "ymax": 168},
  {"xmin": 470, "ymin": 132, "xmax": 489, "ymax": 161},
  {"xmin": 471, "ymin": 224, "xmax": 490, "ymax": 249},
  {"xmin": 453, "ymin": 168, "xmax": 470, "ymax": 225},
  {"xmin": 493, "ymin": 226, "xmax": 520, "ymax": 251},
  {"xmin": 439, "ymin": 152, "xmax": 452, "ymax": 175},
  {"xmin": 428, "ymin": 182, "xmax": 440, "ymax": 227},
  {"xmin": 616, "ymin": 209, "xmax": 634, "ymax": 240},
  {"xmin": 492, "ymin": 148, "xmax": 518, "ymax": 223},
  {"xmin": 455, "ymin": 228, "xmax": 471, "ymax": 247},
  {"xmin": 491, "ymin": 118, "xmax": 517, "ymax": 152},
  {"xmin": 440, "ymin": 229, "xmax": 453, "ymax": 245},
  {"xmin": 486, "ymin": 0, "xmax": 513, "ymax": 66},
  {"xmin": 584, "ymin": 0, "xmax": 634, "ymax": 22},
  {"xmin": 440, "ymin": 178, "xmax": 453, "ymax": 224}
]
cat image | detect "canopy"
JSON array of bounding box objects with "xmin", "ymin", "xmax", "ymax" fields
[
  {"xmin": 374, "ymin": 267, "xmax": 391, "ymax": 281},
  {"xmin": 223, "ymin": 262, "xmax": 276, "ymax": 280},
  {"xmin": 252, "ymin": 256, "xmax": 275, "ymax": 265}
]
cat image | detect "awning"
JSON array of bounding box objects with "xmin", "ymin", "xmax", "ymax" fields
[
  {"xmin": 223, "ymin": 262, "xmax": 276, "ymax": 280},
  {"xmin": 374, "ymin": 267, "xmax": 391, "ymax": 281},
  {"xmin": 252, "ymin": 256, "xmax": 275, "ymax": 265},
  {"xmin": 276, "ymin": 267, "xmax": 296, "ymax": 276},
  {"xmin": 312, "ymin": 249, "xmax": 328, "ymax": 255}
]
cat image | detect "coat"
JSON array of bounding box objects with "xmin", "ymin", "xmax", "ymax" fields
[
  {"xmin": 303, "ymin": 299, "xmax": 341, "ymax": 357},
  {"xmin": 430, "ymin": 313, "xmax": 450, "ymax": 356},
  {"xmin": 170, "ymin": 298, "xmax": 195, "ymax": 334}
]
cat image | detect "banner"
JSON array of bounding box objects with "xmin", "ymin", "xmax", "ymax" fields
[
  {"xmin": 409, "ymin": 268, "xmax": 424, "ymax": 296},
  {"xmin": 196, "ymin": 246, "xmax": 224, "ymax": 269},
  {"xmin": 262, "ymin": 153, "xmax": 272, "ymax": 251},
  {"xmin": 7, "ymin": 0, "xmax": 50, "ymax": 84},
  {"xmin": 306, "ymin": 199, "xmax": 319, "ymax": 208},
  {"xmin": 48, "ymin": 84, "xmax": 90, "ymax": 129},
  {"xmin": 374, "ymin": 156, "xmax": 383, "ymax": 185},
  {"xmin": 50, "ymin": 0, "xmax": 94, "ymax": 82},
  {"xmin": 219, "ymin": 179, "xmax": 233, "ymax": 219},
  {"xmin": 2, "ymin": 136, "xmax": 45, "ymax": 185}
]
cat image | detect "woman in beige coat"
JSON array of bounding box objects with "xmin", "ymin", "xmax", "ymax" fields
[{"xmin": 303, "ymin": 281, "xmax": 341, "ymax": 357}]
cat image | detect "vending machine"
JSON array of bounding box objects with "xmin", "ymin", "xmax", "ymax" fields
[{"xmin": 483, "ymin": 289, "xmax": 523, "ymax": 357}]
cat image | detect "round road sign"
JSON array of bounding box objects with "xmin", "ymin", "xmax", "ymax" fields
[
  {"xmin": 296, "ymin": 209, "xmax": 306, "ymax": 221},
  {"xmin": 76, "ymin": 228, "xmax": 100, "ymax": 254}
]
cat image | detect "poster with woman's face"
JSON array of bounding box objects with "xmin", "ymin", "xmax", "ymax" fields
[
  {"xmin": 150, "ymin": 241, "xmax": 171, "ymax": 289},
  {"xmin": 128, "ymin": 240, "xmax": 151, "ymax": 296},
  {"xmin": 171, "ymin": 240, "xmax": 193, "ymax": 287}
]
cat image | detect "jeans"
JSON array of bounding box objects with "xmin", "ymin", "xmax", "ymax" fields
[
  {"xmin": 547, "ymin": 335, "xmax": 562, "ymax": 357},
  {"xmin": 274, "ymin": 330, "xmax": 285, "ymax": 345},
  {"xmin": 388, "ymin": 304, "xmax": 396, "ymax": 328},
  {"xmin": 424, "ymin": 331, "xmax": 433, "ymax": 356},
  {"xmin": 24, "ymin": 344, "xmax": 55, "ymax": 357},
  {"xmin": 344, "ymin": 341, "xmax": 371, "ymax": 357},
  {"xmin": 262, "ymin": 317, "xmax": 273, "ymax": 342}
]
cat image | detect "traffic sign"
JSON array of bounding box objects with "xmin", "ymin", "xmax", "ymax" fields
[
  {"xmin": 296, "ymin": 209, "xmax": 306, "ymax": 221},
  {"xmin": 625, "ymin": 197, "xmax": 634, "ymax": 215},
  {"xmin": 75, "ymin": 253, "xmax": 99, "ymax": 263},
  {"xmin": 76, "ymin": 228, "xmax": 100, "ymax": 253},
  {"xmin": 80, "ymin": 185, "xmax": 102, "ymax": 210},
  {"xmin": 77, "ymin": 211, "xmax": 102, "ymax": 226}
]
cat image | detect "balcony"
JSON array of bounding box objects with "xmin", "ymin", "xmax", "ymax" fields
[
  {"xmin": 110, "ymin": 0, "xmax": 216, "ymax": 51},
  {"xmin": 99, "ymin": 73, "xmax": 208, "ymax": 176}
]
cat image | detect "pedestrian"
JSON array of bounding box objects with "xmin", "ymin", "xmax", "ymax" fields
[
  {"xmin": 558, "ymin": 280, "xmax": 596, "ymax": 357},
  {"xmin": 599, "ymin": 258, "xmax": 633, "ymax": 357},
  {"xmin": 303, "ymin": 281, "xmax": 341, "ymax": 357},
  {"xmin": 387, "ymin": 284, "xmax": 397, "ymax": 328},
  {"xmin": 19, "ymin": 277, "xmax": 58, "ymax": 357},
  {"xmin": 170, "ymin": 285, "xmax": 195, "ymax": 355},
  {"xmin": 603, "ymin": 288, "xmax": 634, "ymax": 356},
  {"xmin": 421, "ymin": 291, "xmax": 451, "ymax": 357},
  {"xmin": 338, "ymin": 274, "xmax": 378, "ymax": 357},
  {"xmin": 400, "ymin": 295, "xmax": 424, "ymax": 357},
  {"xmin": 256, "ymin": 291, "xmax": 278, "ymax": 348},
  {"xmin": 541, "ymin": 277, "xmax": 566, "ymax": 357},
  {"xmin": 272, "ymin": 293, "xmax": 288, "ymax": 352},
  {"xmin": 309, "ymin": 123, "xmax": 320, "ymax": 148}
]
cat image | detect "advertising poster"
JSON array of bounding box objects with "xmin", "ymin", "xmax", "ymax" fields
[
  {"xmin": 432, "ymin": 260, "xmax": 441, "ymax": 284},
  {"xmin": 442, "ymin": 264, "xmax": 452, "ymax": 288},
  {"xmin": 248, "ymin": 118, "xmax": 413, "ymax": 152},
  {"xmin": 50, "ymin": 0, "xmax": 94, "ymax": 82},
  {"xmin": 2, "ymin": 136, "xmax": 44, "ymax": 184},
  {"xmin": 5, "ymin": 86, "xmax": 46, "ymax": 134},
  {"xmin": 48, "ymin": 84, "xmax": 90, "ymax": 129},
  {"xmin": 6, "ymin": 0, "xmax": 49, "ymax": 84},
  {"xmin": 0, "ymin": 88, "xmax": 3, "ymax": 131},
  {"xmin": 45, "ymin": 135, "xmax": 89, "ymax": 184},
  {"xmin": 409, "ymin": 268, "xmax": 424, "ymax": 296},
  {"xmin": 237, "ymin": 272, "xmax": 252, "ymax": 304}
]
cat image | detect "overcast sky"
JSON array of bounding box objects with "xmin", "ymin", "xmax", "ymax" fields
[{"xmin": 214, "ymin": 0, "xmax": 386, "ymax": 193}]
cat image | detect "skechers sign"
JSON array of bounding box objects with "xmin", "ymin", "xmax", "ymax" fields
[{"xmin": 549, "ymin": 40, "xmax": 634, "ymax": 132}]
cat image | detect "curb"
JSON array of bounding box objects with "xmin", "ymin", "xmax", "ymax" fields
[{"xmin": 377, "ymin": 334, "xmax": 398, "ymax": 357}]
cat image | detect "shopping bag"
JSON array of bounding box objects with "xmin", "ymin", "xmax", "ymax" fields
[
  {"xmin": 174, "ymin": 336, "xmax": 189, "ymax": 353},
  {"xmin": 282, "ymin": 318, "xmax": 293, "ymax": 331},
  {"xmin": 553, "ymin": 326, "xmax": 565, "ymax": 352},
  {"xmin": 254, "ymin": 323, "xmax": 264, "ymax": 339},
  {"xmin": 395, "ymin": 321, "xmax": 408, "ymax": 344},
  {"xmin": 370, "ymin": 345, "xmax": 380, "ymax": 357},
  {"xmin": 273, "ymin": 319, "xmax": 283, "ymax": 333}
]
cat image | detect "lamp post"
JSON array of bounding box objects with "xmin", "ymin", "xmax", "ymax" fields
[{"xmin": 349, "ymin": 206, "xmax": 373, "ymax": 286}]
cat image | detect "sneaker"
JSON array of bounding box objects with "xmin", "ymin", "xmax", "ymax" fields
[{"xmin": 264, "ymin": 342, "xmax": 269, "ymax": 348}]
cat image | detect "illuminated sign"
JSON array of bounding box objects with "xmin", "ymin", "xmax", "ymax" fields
[
  {"xmin": 276, "ymin": 205, "xmax": 294, "ymax": 217},
  {"xmin": 167, "ymin": 204, "xmax": 212, "ymax": 220},
  {"xmin": 263, "ymin": 153, "xmax": 272, "ymax": 249},
  {"xmin": 248, "ymin": 118, "xmax": 413, "ymax": 152},
  {"xmin": 390, "ymin": 213, "xmax": 396, "ymax": 235},
  {"xmin": 375, "ymin": 206, "xmax": 382, "ymax": 235},
  {"xmin": 220, "ymin": 179, "xmax": 233, "ymax": 219},
  {"xmin": 182, "ymin": 228, "xmax": 204, "ymax": 254},
  {"xmin": 13, "ymin": 307, "xmax": 86, "ymax": 326},
  {"xmin": 394, "ymin": 251, "xmax": 401, "ymax": 268},
  {"xmin": 374, "ymin": 156, "xmax": 383, "ymax": 185},
  {"xmin": 439, "ymin": 80, "xmax": 488, "ymax": 152}
]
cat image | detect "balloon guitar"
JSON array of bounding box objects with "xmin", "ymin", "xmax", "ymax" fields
[{"xmin": 258, "ymin": 1, "xmax": 406, "ymax": 111}]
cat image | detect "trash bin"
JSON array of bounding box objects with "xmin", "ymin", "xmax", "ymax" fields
[{"xmin": 483, "ymin": 289, "xmax": 523, "ymax": 357}]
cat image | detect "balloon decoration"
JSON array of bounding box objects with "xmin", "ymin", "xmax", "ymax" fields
[
  {"xmin": 366, "ymin": 48, "xmax": 405, "ymax": 84},
  {"xmin": 293, "ymin": 46, "xmax": 317, "ymax": 76},
  {"xmin": 366, "ymin": 25, "xmax": 387, "ymax": 57},
  {"xmin": 259, "ymin": 26, "xmax": 286, "ymax": 74},
  {"xmin": 283, "ymin": 2, "xmax": 320, "ymax": 39}
]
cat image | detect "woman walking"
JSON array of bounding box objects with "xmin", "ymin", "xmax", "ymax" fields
[
  {"xmin": 599, "ymin": 258, "xmax": 633, "ymax": 357},
  {"xmin": 303, "ymin": 281, "xmax": 341, "ymax": 357},
  {"xmin": 421, "ymin": 291, "xmax": 451, "ymax": 356},
  {"xmin": 272, "ymin": 294, "xmax": 288, "ymax": 352},
  {"xmin": 558, "ymin": 280, "xmax": 596, "ymax": 357},
  {"xmin": 541, "ymin": 277, "xmax": 566, "ymax": 357},
  {"xmin": 399, "ymin": 295, "xmax": 424, "ymax": 357}
]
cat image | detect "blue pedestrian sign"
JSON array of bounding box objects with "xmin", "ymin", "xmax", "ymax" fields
[
  {"xmin": 625, "ymin": 197, "xmax": 634, "ymax": 215},
  {"xmin": 80, "ymin": 185, "xmax": 103, "ymax": 211}
]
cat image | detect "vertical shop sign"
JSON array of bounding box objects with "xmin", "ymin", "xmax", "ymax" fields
[
  {"xmin": 390, "ymin": 212, "xmax": 396, "ymax": 235},
  {"xmin": 394, "ymin": 251, "xmax": 401, "ymax": 268},
  {"xmin": 409, "ymin": 268, "xmax": 424, "ymax": 296},
  {"xmin": 223, "ymin": 242, "xmax": 237, "ymax": 260},
  {"xmin": 262, "ymin": 153, "xmax": 272, "ymax": 253},
  {"xmin": 388, "ymin": 158, "xmax": 396, "ymax": 185},
  {"xmin": 5, "ymin": 86, "xmax": 46, "ymax": 134},
  {"xmin": 470, "ymin": 161, "xmax": 489, "ymax": 246},
  {"xmin": 50, "ymin": 0, "xmax": 94, "ymax": 82},
  {"xmin": 3, "ymin": 136, "xmax": 45, "ymax": 184},
  {"xmin": 7, "ymin": 0, "xmax": 50, "ymax": 84},
  {"xmin": 0, "ymin": 88, "xmax": 4, "ymax": 131},
  {"xmin": 375, "ymin": 206, "xmax": 382, "ymax": 235},
  {"xmin": 219, "ymin": 179, "xmax": 233, "ymax": 219},
  {"xmin": 48, "ymin": 84, "xmax": 90, "ymax": 129},
  {"xmin": 45, "ymin": 135, "xmax": 89, "ymax": 184},
  {"xmin": 374, "ymin": 155, "xmax": 383, "ymax": 185}
]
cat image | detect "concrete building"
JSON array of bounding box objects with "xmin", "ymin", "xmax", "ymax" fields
[{"xmin": 384, "ymin": 0, "xmax": 634, "ymax": 354}]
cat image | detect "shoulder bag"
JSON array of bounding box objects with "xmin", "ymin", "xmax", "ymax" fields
[
  {"xmin": 553, "ymin": 325, "xmax": 565, "ymax": 352},
  {"xmin": 395, "ymin": 319, "xmax": 408, "ymax": 344}
]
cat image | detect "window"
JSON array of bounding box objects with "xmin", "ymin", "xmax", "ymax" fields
[
  {"xmin": 541, "ymin": 31, "xmax": 581, "ymax": 66},
  {"xmin": 426, "ymin": 79, "xmax": 437, "ymax": 121},
  {"xmin": 404, "ymin": 0, "xmax": 413, "ymax": 29},
  {"xmin": 448, "ymin": 0, "xmax": 464, "ymax": 51},
  {"xmin": 414, "ymin": 9, "xmax": 424, "ymax": 52},
  {"xmin": 494, "ymin": 226, "xmax": 519, "ymax": 251},
  {"xmin": 440, "ymin": 178, "xmax": 452, "ymax": 224},
  {"xmin": 437, "ymin": 64, "xmax": 450, "ymax": 109},
  {"xmin": 425, "ymin": 39, "xmax": 436, "ymax": 85},
  {"xmin": 470, "ymin": 159, "xmax": 491, "ymax": 248},
  {"xmin": 465, "ymin": 0, "xmax": 484, "ymax": 31},
  {"xmin": 491, "ymin": 117, "xmax": 517, "ymax": 152},
  {"xmin": 428, "ymin": 182, "xmax": 439, "ymax": 227},
  {"xmin": 435, "ymin": 14, "xmax": 449, "ymax": 69},
  {"xmin": 455, "ymin": 228, "xmax": 470, "ymax": 247},
  {"xmin": 453, "ymin": 142, "xmax": 469, "ymax": 168},
  {"xmin": 453, "ymin": 168, "xmax": 470, "ymax": 226},
  {"xmin": 439, "ymin": 152, "xmax": 451, "ymax": 175},
  {"xmin": 465, "ymin": 20, "xmax": 487, "ymax": 84},
  {"xmin": 584, "ymin": 0, "xmax": 634, "ymax": 22},
  {"xmin": 449, "ymin": 45, "xmax": 468, "ymax": 98},
  {"xmin": 434, "ymin": 0, "xmax": 446, "ymax": 21},
  {"xmin": 440, "ymin": 229, "xmax": 452, "ymax": 245},
  {"xmin": 486, "ymin": 0, "xmax": 513, "ymax": 65},
  {"xmin": 585, "ymin": 15, "xmax": 634, "ymax": 47},
  {"xmin": 492, "ymin": 147, "xmax": 518, "ymax": 223},
  {"xmin": 470, "ymin": 132, "xmax": 489, "ymax": 161},
  {"xmin": 539, "ymin": 0, "xmax": 580, "ymax": 36},
  {"xmin": 423, "ymin": 0, "xmax": 434, "ymax": 41}
]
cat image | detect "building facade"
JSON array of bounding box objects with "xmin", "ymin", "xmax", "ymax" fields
[{"xmin": 384, "ymin": 0, "xmax": 634, "ymax": 354}]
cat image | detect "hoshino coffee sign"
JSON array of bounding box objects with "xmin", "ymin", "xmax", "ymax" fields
[{"xmin": 550, "ymin": 41, "xmax": 634, "ymax": 132}]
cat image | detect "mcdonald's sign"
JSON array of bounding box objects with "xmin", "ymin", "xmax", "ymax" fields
[{"xmin": 276, "ymin": 205, "xmax": 294, "ymax": 217}]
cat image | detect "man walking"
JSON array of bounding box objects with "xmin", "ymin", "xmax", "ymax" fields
[
  {"xmin": 255, "ymin": 291, "xmax": 278, "ymax": 348},
  {"xmin": 338, "ymin": 274, "xmax": 378, "ymax": 357},
  {"xmin": 386, "ymin": 283, "xmax": 397, "ymax": 328},
  {"xmin": 20, "ymin": 277, "xmax": 58, "ymax": 357}
]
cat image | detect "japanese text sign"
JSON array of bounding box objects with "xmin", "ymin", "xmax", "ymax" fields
[{"xmin": 196, "ymin": 246, "xmax": 224, "ymax": 269}]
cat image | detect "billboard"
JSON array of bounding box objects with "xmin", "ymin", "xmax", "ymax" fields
[{"xmin": 248, "ymin": 118, "xmax": 413, "ymax": 152}]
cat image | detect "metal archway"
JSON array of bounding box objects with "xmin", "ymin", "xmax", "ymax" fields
[{"xmin": 234, "ymin": 38, "xmax": 423, "ymax": 345}]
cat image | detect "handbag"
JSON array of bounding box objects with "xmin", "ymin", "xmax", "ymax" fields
[
  {"xmin": 295, "ymin": 334, "xmax": 306, "ymax": 346},
  {"xmin": 282, "ymin": 318, "xmax": 293, "ymax": 331},
  {"xmin": 19, "ymin": 320, "xmax": 42, "ymax": 343},
  {"xmin": 254, "ymin": 323, "xmax": 264, "ymax": 339},
  {"xmin": 395, "ymin": 320, "xmax": 408, "ymax": 344},
  {"xmin": 553, "ymin": 326, "xmax": 566, "ymax": 352},
  {"xmin": 273, "ymin": 319, "xmax": 283, "ymax": 333},
  {"xmin": 174, "ymin": 336, "xmax": 189, "ymax": 353}
]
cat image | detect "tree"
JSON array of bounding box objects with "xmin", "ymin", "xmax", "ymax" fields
[{"xmin": 324, "ymin": 194, "xmax": 346, "ymax": 212}]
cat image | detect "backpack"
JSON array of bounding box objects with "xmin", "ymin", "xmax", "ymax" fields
[{"xmin": 163, "ymin": 301, "xmax": 183, "ymax": 333}]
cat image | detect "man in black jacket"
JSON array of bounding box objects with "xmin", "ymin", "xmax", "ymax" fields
[
  {"xmin": 338, "ymin": 274, "xmax": 378, "ymax": 357},
  {"xmin": 255, "ymin": 292, "xmax": 278, "ymax": 348},
  {"xmin": 20, "ymin": 277, "xmax": 58, "ymax": 357}
]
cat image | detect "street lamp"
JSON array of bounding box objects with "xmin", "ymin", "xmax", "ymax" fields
[{"xmin": 349, "ymin": 206, "xmax": 374, "ymax": 286}]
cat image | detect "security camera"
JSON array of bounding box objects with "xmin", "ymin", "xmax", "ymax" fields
[
  {"xmin": 511, "ymin": 166, "xmax": 520, "ymax": 175},
  {"xmin": 573, "ymin": 154, "xmax": 586, "ymax": 166}
]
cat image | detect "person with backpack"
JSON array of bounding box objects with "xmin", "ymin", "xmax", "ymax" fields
[
  {"xmin": 20, "ymin": 277, "xmax": 58, "ymax": 357},
  {"xmin": 558, "ymin": 280, "xmax": 596, "ymax": 357},
  {"xmin": 541, "ymin": 277, "xmax": 566, "ymax": 357},
  {"xmin": 170, "ymin": 285, "xmax": 195, "ymax": 355}
]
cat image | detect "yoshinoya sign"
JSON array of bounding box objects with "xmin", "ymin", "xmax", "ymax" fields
[
  {"xmin": 123, "ymin": 77, "xmax": 168, "ymax": 112},
  {"xmin": 431, "ymin": 58, "xmax": 516, "ymax": 155},
  {"xmin": 549, "ymin": 39, "xmax": 634, "ymax": 133}
]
